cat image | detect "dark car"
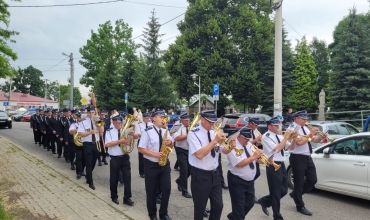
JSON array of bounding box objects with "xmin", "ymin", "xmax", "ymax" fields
[
  {"xmin": 0, "ymin": 111, "xmax": 12, "ymax": 129},
  {"xmin": 167, "ymin": 114, "xmax": 180, "ymax": 130},
  {"xmin": 221, "ymin": 113, "xmax": 272, "ymax": 136},
  {"xmin": 13, "ymin": 111, "xmax": 35, "ymax": 122}
]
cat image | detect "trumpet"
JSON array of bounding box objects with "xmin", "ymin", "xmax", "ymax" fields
[
  {"xmin": 281, "ymin": 131, "xmax": 311, "ymax": 141},
  {"xmin": 213, "ymin": 117, "xmax": 243, "ymax": 157},
  {"xmin": 305, "ymin": 123, "xmax": 335, "ymax": 143},
  {"xmin": 250, "ymin": 144, "xmax": 281, "ymax": 171}
]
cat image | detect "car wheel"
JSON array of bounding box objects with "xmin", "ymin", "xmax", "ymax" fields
[
  {"xmin": 287, "ymin": 167, "xmax": 294, "ymax": 189},
  {"xmin": 8, "ymin": 124, "xmax": 12, "ymax": 129}
]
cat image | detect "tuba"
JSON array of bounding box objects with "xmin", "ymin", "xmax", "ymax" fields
[
  {"xmin": 213, "ymin": 117, "xmax": 243, "ymax": 157},
  {"xmin": 188, "ymin": 112, "xmax": 201, "ymax": 132},
  {"xmin": 159, "ymin": 116, "xmax": 172, "ymax": 166},
  {"xmin": 73, "ymin": 133, "xmax": 83, "ymax": 147},
  {"xmin": 119, "ymin": 114, "xmax": 137, "ymax": 154}
]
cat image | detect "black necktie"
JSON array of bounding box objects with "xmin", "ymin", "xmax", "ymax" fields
[
  {"xmin": 276, "ymin": 135, "xmax": 283, "ymax": 156},
  {"xmin": 208, "ymin": 131, "xmax": 215, "ymax": 158},
  {"xmin": 91, "ymin": 120, "xmax": 96, "ymax": 142},
  {"xmin": 158, "ymin": 129, "xmax": 162, "ymax": 151},
  {"xmin": 186, "ymin": 127, "xmax": 188, "ymax": 134},
  {"xmin": 146, "ymin": 123, "xmax": 148, "ymax": 129},
  {"xmin": 242, "ymin": 145, "xmax": 254, "ymax": 169},
  {"xmin": 252, "ymin": 131, "xmax": 256, "ymax": 139},
  {"xmin": 118, "ymin": 129, "xmax": 120, "ymax": 140},
  {"xmin": 301, "ymin": 127, "xmax": 313, "ymax": 153}
]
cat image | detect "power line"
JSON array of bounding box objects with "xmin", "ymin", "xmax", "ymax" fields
[
  {"xmin": 9, "ymin": 0, "xmax": 186, "ymax": 9},
  {"xmin": 14, "ymin": 58, "xmax": 82, "ymax": 61},
  {"xmin": 42, "ymin": 57, "xmax": 69, "ymax": 72},
  {"xmin": 282, "ymin": 18, "xmax": 303, "ymax": 38}
]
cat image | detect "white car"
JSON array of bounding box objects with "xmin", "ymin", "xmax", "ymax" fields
[{"xmin": 285, "ymin": 132, "xmax": 370, "ymax": 201}]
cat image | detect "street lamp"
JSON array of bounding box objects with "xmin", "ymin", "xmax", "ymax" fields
[
  {"xmin": 63, "ymin": 52, "xmax": 74, "ymax": 109},
  {"xmin": 191, "ymin": 73, "xmax": 201, "ymax": 113}
]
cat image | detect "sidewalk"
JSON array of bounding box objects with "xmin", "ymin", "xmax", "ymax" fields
[{"xmin": 0, "ymin": 136, "xmax": 131, "ymax": 220}]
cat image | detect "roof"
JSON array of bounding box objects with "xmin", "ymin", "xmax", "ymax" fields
[
  {"xmin": 0, "ymin": 91, "xmax": 57, "ymax": 103},
  {"xmin": 189, "ymin": 96, "xmax": 215, "ymax": 107}
]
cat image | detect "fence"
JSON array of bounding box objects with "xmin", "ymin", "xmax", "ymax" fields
[{"xmin": 307, "ymin": 110, "xmax": 370, "ymax": 129}]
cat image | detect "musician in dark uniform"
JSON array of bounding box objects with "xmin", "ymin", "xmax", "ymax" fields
[
  {"xmin": 65, "ymin": 110, "xmax": 77, "ymax": 170},
  {"xmin": 78, "ymin": 106, "xmax": 101, "ymax": 190},
  {"xmin": 226, "ymin": 128, "xmax": 263, "ymax": 220},
  {"xmin": 131, "ymin": 112, "xmax": 153, "ymax": 178},
  {"xmin": 257, "ymin": 117, "xmax": 295, "ymax": 220},
  {"xmin": 69, "ymin": 111, "xmax": 85, "ymax": 179},
  {"xmin": 138, "ymin": 110, "xmax": 173, "ymax": 220},
  {"xmin": 44, "ymin": 109, "xmax": 53, "ymax": 151},
  {"xmin": 187, "ymin": 110, "xmax": 231, "ymax": 220},
  {"xmin": 39, "ymin": 109, "xmax": 48, "ymax": 149},
  {"xmin": 30, "ymin": 109, "xmax": 39, "ymax": 144},
  {"xmin": 105, "ymin": 115, "xmax": 134, "ymax": 206},
  {"xmin": 288, "ymin": 110, "xmax": 320, "ymax": 216},
  {"xmin": 47, "ymin": 110, "xmax": 58, "ymax": 154},
  {"xmin": 173, "ymin": 113, "xmax": 192, "ymax": 198},
  {"xmin": 57, "ymin": 109, "xmax": 69, "ymax": 161}
]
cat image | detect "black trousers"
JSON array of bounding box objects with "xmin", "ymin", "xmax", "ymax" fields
[
  {"xmin": 110, "ymin": 155, "xmax": 132, "ymax": 200},
  {"xmin": 35, "ymin": 129, "xmax": 41, "ymax": 144},
  {"xmin": 49, "ymin": 134, "xmax": 56, "ymax": 153},
  {"xmin": 259, "ymin": 163, "xmax": 288, "ymax": 220},
  {"xmin": 43, "ymin": 132, "xmax": 50, "ymax": 148},
  {"xmin": 97, "ymin": 139, "xmax": 107, "ymax": 162},
  {"xmin": 289, "ymin": 154, "xmax": 317, "ymax": 208},
  {"xmin": 144, "ymin": 159, "xmax": 171, "ymax": 218},
  {"xmin": 83, "ymin": 142, "xmax": 99, "ymax": 184},
  {"xmin": 137, "ymin": 139, "xmax": 144, "ymax": 175},
  {"xmin": 227, "ymin": 171, "xmax": 255, "ymax": 220},
  {"xmin": 75, "ymin": 145, "xmax": 85, "ymax": 175},
  {"xmin": 218, "ymin": 153, "xmax": 226, "ymax": 185},
  {"xmin": 174, "ymin": 146, "xmax": 179, "ymax": 169},
  {"xmin": 175, "ymin": 147, "xmax": 191, "ymax": 192},
  {"xmin": 33, "ymin": 128, "xmax": 38, "ymax": 143},
  {"xmin": 57, "ymin": 137, "xmax": 64, "ymax": 156},
  {"xmin": 191, "ymin": 167, "xmax": 223, "ymax": 220},
  {"xmin": 254, "ymin": 163, "xmax": 261, "ymax": 181},
  {"xmin": 67, "ymin": 142, "xmax": 76, "ymax": 162}
]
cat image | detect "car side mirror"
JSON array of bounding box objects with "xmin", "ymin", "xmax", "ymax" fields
[{"xmin": 323, "ymin": 148, "xmax": 330, "ymax": 158}]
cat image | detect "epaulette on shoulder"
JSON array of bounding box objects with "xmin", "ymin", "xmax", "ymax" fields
[
  {"xmin": 289, "ymin": 124, "xmax": 295, "ymax": 128},
  {"xmin": 191, "ymin": 128, "xmax": 200, "ymax": 132},
  {"xmin": 266, "ymin": 133, "xmax": 270, "ymax": 137},
  {"xmin": 145, "ymin": 125, "xmax": 153, "ymax": 131},
  {"xmin": 106, "ymin": 127, "xmax": 113, "ymax": 131}
]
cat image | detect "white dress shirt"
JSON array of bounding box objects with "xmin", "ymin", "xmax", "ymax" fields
[
  {"xmin": 227, "ymin": 140, "xmax": 256, "ymax": 181},
  {"xmin": 188, "ymin": 125, "xmax": 223, "ymax": 170},
  {"xmin": 138, "ymin": 125, "xmax": 173, "ymax": 162},
  {"xmin": 261, "ymin": 130, "xmax": 290, "ymax": 162},
  {"xmin": 287, "ymin": 122, "xmax": 311, "ymax": 156},
  {"xmin": 105, "ymin": 127, "xmax": 124, "ymax": 156},
  {"xmin": 173, "ymin": 124, "xmax": 189, "ymax": 150},
  {"xmin": 134, "ymin": 121, "xmax": 153, "ymax": 137},
  {"xmin": 69, "ymin": 121, "xmax": 80, "ymax": 133},
  {"xmin": 77, "ymin": 117, "xmax": 100, "ymax": 142}
]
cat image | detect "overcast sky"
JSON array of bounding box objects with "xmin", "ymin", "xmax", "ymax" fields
[{"xmin": 1, "ymin": 0, "xmax": 369, "ymax": 100}]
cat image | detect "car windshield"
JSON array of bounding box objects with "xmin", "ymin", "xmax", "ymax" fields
[
  {"xmin": 309, "ymin": 124, "xmax": 323, "ymax": 131},
  {"xmin": 0, "ymin": 112, "xmax": 8, "ymax": 117},
  {"xmin": 224, "ymin": 118, "xmax": 238, "ymax": 125}
]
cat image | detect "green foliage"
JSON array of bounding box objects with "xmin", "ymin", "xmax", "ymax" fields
[
  {"xmin": 0, "ymin": 0, "xmax": 19, "ymax": 79},
  {"xmin": 12, "ymin": 66, "xmax": 44, "ymax": 97},
  {"xmin": 309, "ymin": 37, "xmax": 330, "ymax": 94},
  {"xmin": 58, "ymin": 85, "xmax": 82, "ymax": 108},
  {"xmin": 164, "ymin": 0, "xmax": 274, "ymax": 114},
  {"xmin": 328, "ymin": 8, "xmax": 370, "ymax": 112},
  {"xmin": 287, "ymin": 37, "xmax": 318, "ymax": 112},
  {"xmin": 0, "ymin": 198, "xmax": 13, "ymax": 220},
  {"xmin": 131, "ymin": 10, "xmax": 175, "ymax": 110}
]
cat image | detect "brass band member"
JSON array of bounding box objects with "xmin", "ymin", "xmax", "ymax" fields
[
  {"xmin": 173, "ymin": 113, "xmax": 192, "ymax": 198},
  {"xmin": 105, "ymin": 115, "xmax": 134, "ymax": 206},
  {"xmin": 187, "ymin": 110, "xmax": 231, "ymax": 220},
  {"xmin": 69, "ymin": 111, "xmax": 85, "ymax": 179},
  {"xmin": 138, "ymin": 110, "xmax": 173, "ymax": 220},
  {"xmin": 288, "ymin": 110, "xmax": 319, "ymax": 216},
  {"xmin": 77, "ymin": 106, "xmax": 101, "ymax": 190},
  {"xmin": 257, "ymin": 117, "xmax": 295, "ymax": 220}
]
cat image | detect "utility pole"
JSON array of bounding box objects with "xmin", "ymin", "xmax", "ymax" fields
[
  {"xmin": 44, "ymin": 79, "xmax": 48, "ymax": 109},
  {"xmin": 63, "ymin": 52, "xmax": 74, "ymax": 109},
  {"xmin": 273, "ymin": 0, "xmax": 283, "ymax": 117},
  {"xmin": 7, "ymin": 77, "xmax": 12, "ymax": 113}
]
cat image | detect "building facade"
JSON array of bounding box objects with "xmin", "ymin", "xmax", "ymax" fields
[{"xmin": 0, "ymin": 91, "xmax": 59, "ymax": 112}]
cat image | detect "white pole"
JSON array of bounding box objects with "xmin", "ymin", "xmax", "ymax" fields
[
  {"xmin": 198, "ymin": 76, "xmax": 201, "ymax": 113},
  {"xmin": 273, "ymin": 0, "xmax": 283, "ymax": 117}
]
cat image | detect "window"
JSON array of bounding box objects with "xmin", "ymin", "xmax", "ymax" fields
[
  {"xmin": 327, "ymin": 125, "xmax": 339, "ymax": 135},
  {"xmin": 346, "ymin": 125, "xmax": 359, "ymax": 135},
  {"xmin": 337, "ymin": 124, "xmax": 350, "ymax": 135},
  {"xmin": 330, "ymin": 137, "xmax": 370, "ymax": 155},
  {"xmin": 0, "ymin": 112, "xmax": 8, "ymax": 117}
]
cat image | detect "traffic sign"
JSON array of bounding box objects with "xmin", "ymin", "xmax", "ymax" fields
[
  {"xmin": 3, "ymin": 102, "xmax": 8, "ymax": 106},
  {"xmin": 63, "ymin": 100, "xmax": 70, "ymax": 106},
  {"xmin": 213, "ymin": 84, "xmax": 219, "ymax": 96},
  {"xmin": 213, "ymin": 95, "xmax": 219, "ymax": 101},
  {"xmin": 80, "ymin": 97, "xmax": 88, "ymax": 105},
  {"xmin": 125, "ymin": 93, "xmax": 128, "ymax": 103}
]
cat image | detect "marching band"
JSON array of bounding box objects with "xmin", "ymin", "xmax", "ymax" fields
[{"xmin": 29, "ymin": 107, "xmax": 323, "ymax": 220}]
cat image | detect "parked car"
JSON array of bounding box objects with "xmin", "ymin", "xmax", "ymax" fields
[
  {"xmin": 285, "ymin": 132, "xmax": 370, "ymax": 201},
  {"xmin": 304, "ymin": 121, "xmax": 359, "ymax": 148},
  {"xmin": 0, "ymin": 111, "xmax": 12, "ymax": 129},
  {"xmin": 167, "ymin": 114, "xmax": 180, "ymax": 130},
  {"xmin": 23, "ymin": 114, "xmax": 33, "ymax": 122},
  {"xmin": 12, "ymin": 111, "xmax": 35, "ymax": 122},
  {"xmin": 221, "ymin": 113, "xmax": 271, "ymax": 136}
]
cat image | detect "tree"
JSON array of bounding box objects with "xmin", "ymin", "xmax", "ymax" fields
[
  {"xmin": 58, "ymin": 85, "xmax": 82, "ymax": 108},
  {"xmin": 287, "ymin": 37, "xmax": 318, "ymax": 112},
  {"xmin": 309, "ymin": 37, "xmax": 330, "ymax": 94},
  {"xmin": 11, "ymin": 66, "xmax": 44, "ymax": 97},
  {"xmin": 164, "ymin": 0, "xmax": 275, "ymax": 113},
  {"xmin": 131, "ymin": 10, "xmax": 175, "ymax": 110},
  {"xmin": 328, "ymin": 8, "xmax": 370, "ymax": 112},
  {"xmin": 0, "ymin": 0, "xmax": 19, "ymax": 79}
]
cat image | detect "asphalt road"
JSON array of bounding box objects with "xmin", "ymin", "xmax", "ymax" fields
[{"xmin": 1, "ymin": 122, "xmax": 369, "ymax": 220}]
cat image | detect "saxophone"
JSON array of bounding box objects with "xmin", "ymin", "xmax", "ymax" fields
[{"xmin": 158, "ymin": 116, "xmax": 172, "ymax": 166}]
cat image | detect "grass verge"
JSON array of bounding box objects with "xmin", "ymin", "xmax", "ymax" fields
[{"xmin": 0, "ymin": 198, "xmax": 13, "ymax": 220}]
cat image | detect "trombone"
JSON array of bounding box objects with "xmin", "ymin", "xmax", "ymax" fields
[{"xmin": 305, "ymin": 123, "xmax": 335, "ymax": 143}]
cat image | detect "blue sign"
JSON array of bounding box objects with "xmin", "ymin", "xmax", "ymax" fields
[
  {"xmin": 125, "ymin": 93, "xmax": 128, "ymax": 101},
  {"xmin": 3, "ymin": 102, "xmax": 8, "ymax": 106},
  {"xmin": 213, "ymin": 84, "xmax": 219, "ymax": 96}
]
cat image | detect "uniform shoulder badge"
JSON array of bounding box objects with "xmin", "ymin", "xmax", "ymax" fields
[
  {"xmin": 145, "ymin": 125, "xmax": 153, "ymax": 131},
  {"xmin": 266, "ymin": 133, "xmax": 270, "ymax": 137},
  {"xmin": 106, "ymin": 127, "xmax": 113, "ymax": 131},
  {"xmin": 191, "ymin": 128, "xmax": 200, "ymax": 132},
  {"xmin": 289, "ymin": 124, "xmax": 295, "ymax": 128}
]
